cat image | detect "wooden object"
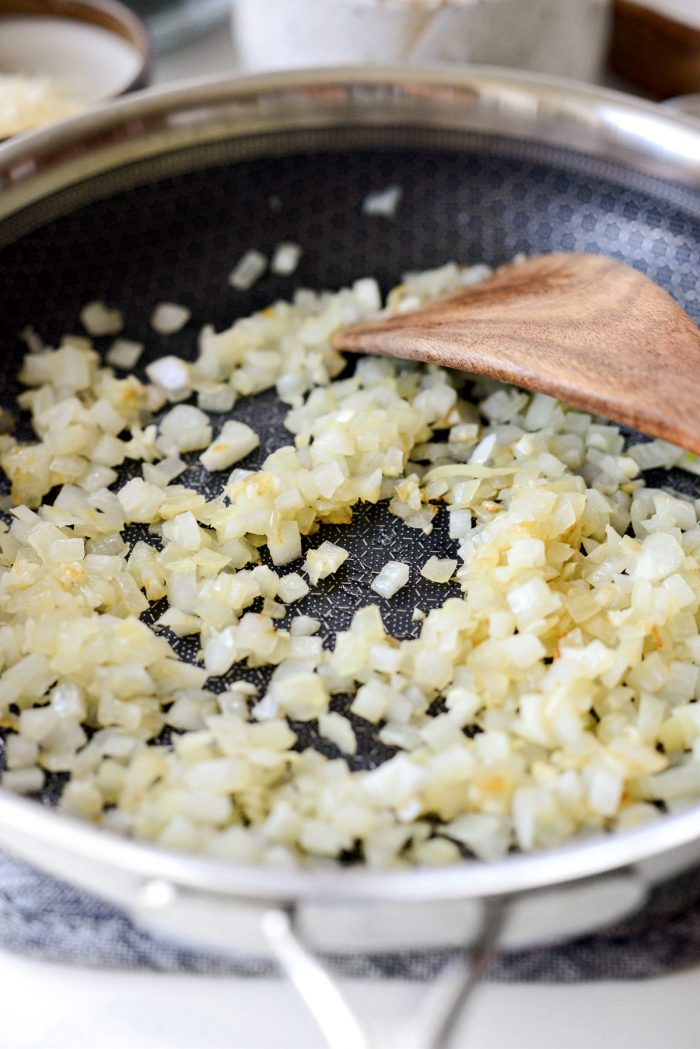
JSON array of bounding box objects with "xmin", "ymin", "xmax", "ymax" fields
[
  {"xmin": 333, "ymin": 252, "xmax": 700, "ymax": 454},
  {"xmin": 609, "ymin": 0, "xmax": 700, "ymax": 99}
]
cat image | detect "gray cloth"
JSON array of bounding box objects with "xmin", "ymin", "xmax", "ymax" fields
[{"xmin": 1, "ymin": 851, "xmax": 699, "ymax": 982}]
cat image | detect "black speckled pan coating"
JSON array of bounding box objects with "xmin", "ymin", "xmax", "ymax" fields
[{"xmin": 1, "ymin": 131, "xmax": 700, "ymax": 802}]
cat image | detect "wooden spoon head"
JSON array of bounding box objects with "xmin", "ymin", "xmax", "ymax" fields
[{"xmin": 333, "ymin": 253, "xmax": 700, "ymax": 455}]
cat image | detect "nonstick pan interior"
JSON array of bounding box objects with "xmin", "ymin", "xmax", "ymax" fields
[{"xmin": 2, "ymin": 134, "xmax": 700, "ymax": 816}]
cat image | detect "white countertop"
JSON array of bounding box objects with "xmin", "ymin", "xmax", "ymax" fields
[
  {"xmin": 1, "ymin": 947, "xmax": 699, "ymax": 1049},
  {"xmin": 2, "ymin": 23, "xmax": 700, "ymax": 1049}
]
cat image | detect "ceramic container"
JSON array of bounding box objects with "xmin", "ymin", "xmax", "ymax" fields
[
  {"xmin": 0, "ymin": 0, "xmax": 150, "ymax": 113},
  {"xmin": 231, "ymin": 0, "xmax": 612, "ymax": 84}
]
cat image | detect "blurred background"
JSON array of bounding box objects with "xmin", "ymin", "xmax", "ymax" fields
[
  {"xmin": 1, "ymin": 0, "xmax": 700, "ymax": 142},
  {"xmin": 143, "ymin": 0, "xmax": 700, "ymax": 102}
]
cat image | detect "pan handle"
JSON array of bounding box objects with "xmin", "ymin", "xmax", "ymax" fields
[{"xmin": 262, "ymin": 896, "xmax": 508, "ymax": 1049}]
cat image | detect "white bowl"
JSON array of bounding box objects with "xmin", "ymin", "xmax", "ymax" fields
[{"xmin": 0, "ymin": 0, "xmax": 150, "ymax": 123}]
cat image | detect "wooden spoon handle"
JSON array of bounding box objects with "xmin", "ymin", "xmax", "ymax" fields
[{"xmin": 333, "ymin": 254, "xmax": 700, "ymax": 455}]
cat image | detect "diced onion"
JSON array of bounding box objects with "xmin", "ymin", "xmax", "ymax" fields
[
  {"xmin": 228, "ymin": 250, "xmax": 268, "ymax": 290},
  {"xmin": 420, "ymin": 556, "xmax": 457, "ymax": 583},
  {"xmin": 362, "ymin": 185, "xmax": 403, "ymax": 218},
  {"xmin": 106, "ymin": 339, "xmax": 144, "ymax": 370},
  {"xmin": 0, "ymin": 74, "xmax": 83, "ymax": 136},
  {"xmin": 371, "ymin": 561, "xmax": 410, "ymax": 598},
  {"xmin": 4, "ymin": 258, "xmax": 700, "ymax": 871},
  {"xmin": 200, "ymin": 421, "xmax": 259, "ymax": 472},
  {"xmin": 146, "ymin": 355, "xmax": 192, "ymax": 397},
  {"xmin": 271, "ymin": 242, "xmax": 302, "ymax": 276},
  {"xmin": 150, "ymin": 303, "xmax": 191, "ymax": 335},
  {"xmin": 304, "ymin": 541, "xmax": 349, "ymax": 585},
  {"xmin": 80, "ymin": 301, "xmax": 123, "ymax": 337}
]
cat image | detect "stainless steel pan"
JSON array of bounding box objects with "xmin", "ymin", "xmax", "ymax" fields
[{"xmin": 1, "ymin": 69, "xmax": 700, "ymax": 1047}]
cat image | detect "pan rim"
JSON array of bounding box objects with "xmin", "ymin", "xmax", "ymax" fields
[{"xmin": 2, "ymin": 64, "xmax": 700, "ymax": 217}]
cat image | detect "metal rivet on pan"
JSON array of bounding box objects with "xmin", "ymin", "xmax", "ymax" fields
[{"xmin": 138, "ymin": 878, "xmax": 177, "ymax": 909}]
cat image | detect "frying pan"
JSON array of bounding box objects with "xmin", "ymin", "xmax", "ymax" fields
[{"xmin": 2, "ymin": 69, "xmax": 700, "ymax": 1047}]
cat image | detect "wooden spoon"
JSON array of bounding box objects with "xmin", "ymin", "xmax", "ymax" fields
[{"xmin": 332, "ymin": 252, "xmax": 700, "ymax": 455}]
